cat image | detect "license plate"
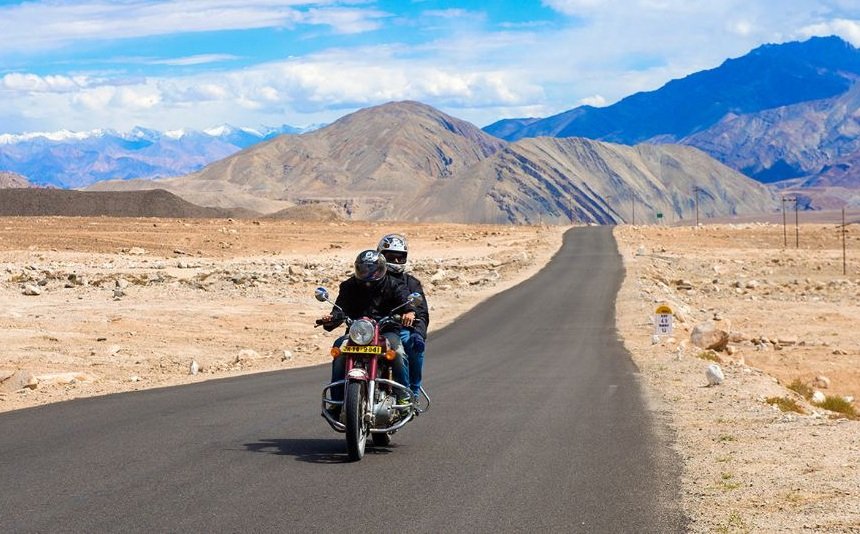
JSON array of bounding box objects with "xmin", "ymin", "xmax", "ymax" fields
[{"xmin": 341, "ymin": 345, "xmax": 382, "ymax": 354}]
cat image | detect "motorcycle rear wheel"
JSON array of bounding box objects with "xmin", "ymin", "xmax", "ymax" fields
[{"xmin": 345, "ymin": 381, "xmax": 368, "ymax": 461}]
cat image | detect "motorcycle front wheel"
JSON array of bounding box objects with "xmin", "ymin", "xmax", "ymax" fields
[{"xmin": 345, "ymin": 381, "xmax": 368, "ymax": 461}]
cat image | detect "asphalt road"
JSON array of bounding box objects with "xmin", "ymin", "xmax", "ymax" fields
[{"xmin": 0, "ymin": 226, "xmax": 687, "ymax": 533}]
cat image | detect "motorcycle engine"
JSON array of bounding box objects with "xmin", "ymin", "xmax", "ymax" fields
[{"xmin": 373, "ymin": 394, "xmax": 398, "ymax": 426}]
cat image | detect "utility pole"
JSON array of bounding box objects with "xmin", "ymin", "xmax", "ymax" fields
[
  {"xmin": 693, "ymin": 187, "xmax": 701, "ymax": 226},
  {"xmin": 631, "ymin": 195, "xmax": 635, "ymax": 225},
  {"xmin": 782, "ymin": 197, "xmax": 787, "ymax": 247},
  {"xmin": 795, "ymin": 198, "xmax": 799, "ymax": 248},
  {"xmin": 782, "ymin": 196, "xmax": 797, "ymax": 248},
  {"xmin": 843, "ymin": 208, "xmax": 847, "ymax": 276}
]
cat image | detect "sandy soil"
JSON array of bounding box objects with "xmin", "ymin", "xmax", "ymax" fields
[
  {"xmin": 615, "ymin": 223, "xmax": 860, "ymax": 533},
  {"xmin": 0, "ymin": 217, "xmax": 565, "ymax": 412}
]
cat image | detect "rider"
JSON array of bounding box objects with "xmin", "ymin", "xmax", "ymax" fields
[
  {"xmin": 377, "ymin": 234, "xmax": 429, "ymax": 398},
  {"xmin": 318, "ymin": 250, "xmax": 415, "ymax": 412}
]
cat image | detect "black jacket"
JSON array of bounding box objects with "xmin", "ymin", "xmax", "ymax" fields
[
  {"xmin": 325, "ymin": 274, "xmax": 413, "ymax": 332},
  {"xmin": 388, "ymin": 271, "xmax": 429, "ymax": 338}
]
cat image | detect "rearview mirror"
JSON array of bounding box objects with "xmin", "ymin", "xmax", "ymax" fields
[
  {"xmin": 407, "ymin": 292, "xmax": 423, "ymax": 304},
  {"xmin": 314, "ymin": 287, "xmax": 329, "ymax": 302}
]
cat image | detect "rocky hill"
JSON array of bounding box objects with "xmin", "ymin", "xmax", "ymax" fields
[
  {"xmin": 0, "ymin": 171, "xmax": 31, "ymax": 188},
  {"xmin": 0, "ymin": 188, "xmax": 255, "ymax": 218},
  {"xmin": 410, "ymin": 137, "xmax": 776, "ymax": 224},
  {"xmin": 682, "ymin": 80, "xmax": 860, "ymax": 186},
  {"xmin": 92, "ymin": 101, "xmax": 777, "ymax": 223},
  {"xmin": 93, "ymin": 101, "xmax": 507, "ymax": 217}
]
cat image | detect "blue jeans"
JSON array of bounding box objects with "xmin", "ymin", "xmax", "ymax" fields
[
  {"xmin": 398, "ymin": 328, "xmax": 425, "ymax": 395},
  {"xmin": 330, "ymin": 333, "xmax": 409, "ymax": 401}
]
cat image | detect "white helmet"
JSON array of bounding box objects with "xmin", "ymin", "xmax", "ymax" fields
[{"xmin": 377, "ymin": 234, "xmax": 408, "ymax": 273}]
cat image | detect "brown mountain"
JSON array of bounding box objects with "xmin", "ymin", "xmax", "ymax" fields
[
  {"xmin": 92, "ymin": 101, "xmax": 777, "ymax": 223},
  {"xmin": 92, "ymin": 101, "xmax": 506, "ymax": 217},
  {"xmin": 409, "ymin": 137, "xmax": 777, "ymax": 224},
  {"xmin": 0, "ymin": 171, "xmax": 32, "ymax": 188},
  {"xmin": 0, "ymin": 188, "xmax": 255, "ymax": 218}
]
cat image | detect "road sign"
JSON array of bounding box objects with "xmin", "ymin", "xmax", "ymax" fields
[
  {"xmin": 654, "ymin": 304, "xmax": 673, "ymax": 336},
  {"xmin": 656, "ymin": 212, "xmax": 663, "ymax": 219}
]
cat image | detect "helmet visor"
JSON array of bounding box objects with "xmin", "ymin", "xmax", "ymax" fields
[{"xmin": 381, "ymin": 250, "xmax": 407, "ymax": 265}]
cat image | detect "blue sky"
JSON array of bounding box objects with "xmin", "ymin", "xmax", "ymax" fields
[{"xmin": 1, "ymin": 0, "xmax": 859, "ymax": 134}]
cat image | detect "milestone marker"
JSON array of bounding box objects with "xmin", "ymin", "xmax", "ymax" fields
[{"xmin": 654, "ymin": 304, "xmax": 673, "ymax": 336}]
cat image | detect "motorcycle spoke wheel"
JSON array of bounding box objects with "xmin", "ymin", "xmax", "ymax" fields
[{"xmin": 345, "ymin": 381, "xmax": 368, "ymax": 461}]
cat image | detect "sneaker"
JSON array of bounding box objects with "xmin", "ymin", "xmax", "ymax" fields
[{"xmin": 396, "ymin": 397, "xmax": 411, "ymax": 407}]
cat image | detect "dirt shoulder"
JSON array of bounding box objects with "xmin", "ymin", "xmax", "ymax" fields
[
  {"xmin": 615, "ymin": 223, "xmax": 860, "ymax": 533},
  {"xmin": 0, "ymin": 217, "xmax": 566, "ymax": 412}
]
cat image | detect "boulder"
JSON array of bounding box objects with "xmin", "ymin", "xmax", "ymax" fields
[
  {"xmin": 812, "ymin": 375, "xmax": 831, "ymax": 389},
  {"xmin": 691, "ymin": 321, "xmax": 729, "ymax": 351},
  {"xmin": 706, "ymin": 364, "xmax": 724, "ymax": 386},
  {"xmin": 33, "ymin": 372, "xmax": 95, "ymax": 385},
  {"xmin": 0, "ymin": 370, "xmax": 39, "ymax": 392},
  {"xmin": 22, "ymin": 284, "xmax": 41, "ymax": 296}
]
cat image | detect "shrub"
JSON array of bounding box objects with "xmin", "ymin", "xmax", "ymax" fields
[
  {"xmin": 787, "ymin": 378, "xmax": 812, "ymax": 400},
  {"xmin": 696, "ymin": 350, "xmax": 723, "ymax": 363},
  {"xmin": 766, "ymin": 396, "xmax": 805, "ymax": 414},
  {"xmin": 818, "ymin": 395, "xmax": 858, "ymax": 420}
]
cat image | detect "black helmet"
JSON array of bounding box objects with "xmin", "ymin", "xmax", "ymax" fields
[{"xmin": 354, "ymin": 249, "xmax": 387, "ymax": 283}]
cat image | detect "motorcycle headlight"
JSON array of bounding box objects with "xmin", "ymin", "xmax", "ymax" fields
[{"xmin": 348, "ymin": 319, "xmax": 375, "ymax": 345}]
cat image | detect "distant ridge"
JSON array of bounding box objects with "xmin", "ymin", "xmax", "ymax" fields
[
  {"xmin": 0, "ymin": 123, "xmax": 311, "ymax": 188},
  {"xmin": 485, "ymin": 36, "xmax": 860, "ymax": 144},
  {"xmin": 0, "ymin": 188, "xmax": 256, "ymax": 218},
  {"xmin": 93, "ymin": 101, "xmax": 777, "ymax": 223},
  {"xmin": 484, "ymin": 36, "xmax": 860, "ymax": 192}
]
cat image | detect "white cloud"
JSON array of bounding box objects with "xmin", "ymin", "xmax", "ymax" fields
[
  {"xmin": 3, "ymin": 1, "xmax": 860, "ymax": 132},
  {"xmin": 305, "ymin": 7, "xmax": 388, "ymax": 34},
  {"xmin": 72, "ymin": 85, "xmax": 161, "ymax": 111},
  {"xmin": 148, "ymin": 54, "xmax": 240, "ymax": 66},
  {"xmin": 0, "ymin": 1, "xmax": 384, "ymax": 52},
  {"xmin": 578, "ymin": 95, "xmax": 606, "ymax": 107},
  {"xmin": 798, "ymin": 19, "xmax": 860, "ymax": 46},
  {"xmin": 1, "ymin": 73, "xmax": 92, "ymax": 93},
  {"xmin": 541, "ymin": 0, "xmax": 606, "ymax": 15}
]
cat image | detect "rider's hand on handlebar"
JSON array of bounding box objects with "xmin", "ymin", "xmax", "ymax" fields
[
  {"xmin": 401, "ymin": 311, "xmax": 415, "ymax": 328},
  {"xmin": 315, "ymin": 314, "xmax": 335, "ymax": 327}
]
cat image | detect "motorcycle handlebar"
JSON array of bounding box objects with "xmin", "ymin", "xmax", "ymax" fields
[{"xmin": 314, "ymin": 313, "xmax": 404, "ymax": 329}]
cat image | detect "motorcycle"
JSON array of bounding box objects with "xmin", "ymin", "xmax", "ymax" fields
[{"xmin": 314, "ymin": 287, "xmax": 429, "ymax": 461}]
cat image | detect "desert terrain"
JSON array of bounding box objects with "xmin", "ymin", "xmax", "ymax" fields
[
  {"xmin": 615, "ymin": 220, "xmax": 860, "ymax": 532},
  {"xmin": 3, "ymin": 216, "xmax": 860, "ymax": 532},
  {"xmin": 0, "ymin": 217, "xmax": 565, "ymax": 411}
]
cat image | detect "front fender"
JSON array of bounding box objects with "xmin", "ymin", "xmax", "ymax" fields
[{"xmin": 346, "ymin": 368, "xmax": 369, "ymax": 381}]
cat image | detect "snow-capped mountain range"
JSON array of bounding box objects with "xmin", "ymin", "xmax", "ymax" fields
[{"xmin": 0, "ymin": 123, "xmax": 321, "ymax": 188}]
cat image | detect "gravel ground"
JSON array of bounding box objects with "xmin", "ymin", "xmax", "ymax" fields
[{"xmin": 614, "ymin": 223, "xmax": 860, "ymax": 533}]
